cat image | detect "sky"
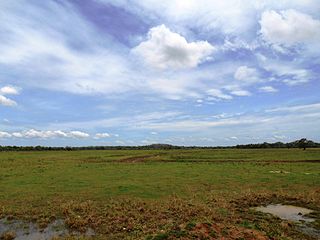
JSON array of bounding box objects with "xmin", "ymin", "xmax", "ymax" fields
[{"xmin": 0, "ymin": 0, "xmax": 320, "ymax": 146}]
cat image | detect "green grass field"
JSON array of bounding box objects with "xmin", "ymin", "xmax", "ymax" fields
[{"xmin": 0, "ymin": 149, "xmax": 320, "ymax": 239}]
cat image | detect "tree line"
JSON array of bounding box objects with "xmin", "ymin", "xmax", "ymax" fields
[{"xmin": 0, "ymin": 138, "xmax": 319, "ymax": 151}]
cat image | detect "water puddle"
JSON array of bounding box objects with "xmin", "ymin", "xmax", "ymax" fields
[
  {"xmin": 255, "ymin": 204, "xmax": 320, "ymax": 238},
  {"xmin": 255, "ymin": 204, "xmax": 314, "ymax": 222},
  {"xmin": 269, "ymin": 170, "xmax": 290, "ymax": 174},
  {"xmin": 0, "ymin": 218, "xmax": 95, "ymax": 240}
]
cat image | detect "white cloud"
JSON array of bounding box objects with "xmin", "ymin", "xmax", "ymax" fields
[
  {"xmin": 0, "ymin": 131, "xmax": 11, "ymax": 138},
  {"xmin": 132, "ymin": 25, "xmax": 214, "ymax": 69},
  {"xmin": 101, "ymin": 0, "xmax": 320, "ymax": 38},
  {"xmin": 283, "ymin": 78, "xmax": 309, "ymax": 86},
  {"xmin": 23, "ymin": 129, "xmax": 55, "ymax": 138},
  {"xmin": 12, "ymin": 132, "xmax": 23, "ymax": 138},
  {"xmin": 0, "ymin": 95, "xmax": 17, "ymax": 107},
  {"xmin": 260, "ymin": 9, "xmax": 320, "ymax": 46},
  {"xmin": 0, "ymin": 2, "xmax": 224, "ymax": 101},
  {"xmin": 130, "ymin": 103, "xmax": 320, "ymax": 133},
  {"xmin": 47, "ymin": 111, "xmax": 183, "ymax": 132},
  {"xmin": 280, "ymin": 69, "xmax": 309, "ymax": 86},
  {"xmin": 133, "ymin": 116, "xmax": 269, "ymax": 131},
  {"xmin": 273, "ymin": 135, "xmax": 286, "ymax": 140},
  {"xmin": 101, "ymin": 0, "xmax": 262, "ymax": 36},
  {"xmin": 0, "ymin": 1, "xmax": 137, "ymax": 96},
  {"xmin": 222, "ymin": 37, "xmax": 258, "ymax": 51},
  {"xmin": 94, "ymin": 133, "xmax": 111, "ymax": 139},
  {"xmin": 115, "ymin": 140, "xmax": 125, "ymax": 145},
  {"xmin": 207, "ymin": 89, "xmax": 232, "ymax": 100},
  {"xmin": 68, "ymin": 131, "xmax": 90, "ymax": 138},
  {"xmin": 257, "ymin": 54, "xmax": 311, "ymax": 86},
  {"xmin": 146, "ymin": 76, "xmax": 202, "ymax": 100},
  {"xmin": 0, "ymin": 85, "xmax": 20, "ymax": 107},
  {"xmin": 234, "ymin": 66, "xmax": 259, "ymax": 84},
  {"xmin": 259, "ymin": 86, "xmax": 278, "ymax": 93},
  {"xmin": 223, "ymin": 85, "xmax": 251, "ymax": 97},
  {"xmin": 0, "ymin": 86, "xmax": 20, "ymax": 95},
  {"xmin": 266, "ymin": 103, "xmax": 320, "ymax": 113},
  {"xmin": 3, "ymin": 129, "xmax": 90, "ymax": 139},
  {"xmin": 230, "ymin": 90, "xmax": 251, "ymax": 96}
]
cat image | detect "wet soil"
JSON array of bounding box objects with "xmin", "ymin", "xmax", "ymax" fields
[{"xmin": 0, "ymin": 218, "xmax": 94, "ymax": 240}]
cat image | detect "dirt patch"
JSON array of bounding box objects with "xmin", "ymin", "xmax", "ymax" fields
[
  {"xmin": 189, "ymin": 222, "xmax": 267, "ymax": 240},
  {"xmin": 147, "ymin": 222, "xmax": 268, "ymax": 240},
  {"xmin": 118, "ymin": 154, "xmax": 162, "ymax": 163}
]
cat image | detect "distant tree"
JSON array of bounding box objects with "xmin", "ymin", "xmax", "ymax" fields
[{"xmin": 298, "ymin": 138, "xmax": 308, "ymax": 150}]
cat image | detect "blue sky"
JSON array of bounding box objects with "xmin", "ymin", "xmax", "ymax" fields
[{"xmin": 0, "ymin": 0, "xmax": 320, "ymax": 146}]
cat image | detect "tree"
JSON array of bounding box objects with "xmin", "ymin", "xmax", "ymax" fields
[{"xmin": 298, "ymin": 138, "xmax": 307, "ymax": 150}]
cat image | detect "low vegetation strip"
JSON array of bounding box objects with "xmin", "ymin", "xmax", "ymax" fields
[
  {"xmin": 118, "ymin": 158, "xmax": 320, "ymax": 164},
  {"xmin": 0, "ymin": 138, "xmax": 319, "ymax": 152}
]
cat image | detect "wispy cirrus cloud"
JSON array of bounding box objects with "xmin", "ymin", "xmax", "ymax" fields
[{"xmin": 1, "ymin": 1, "xmax": 320, "ymax": 146}]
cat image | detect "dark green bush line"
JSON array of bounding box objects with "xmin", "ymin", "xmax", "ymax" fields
[{"xmin": 0, "ymin": 139, "xmax": 319, "ymax": 151}]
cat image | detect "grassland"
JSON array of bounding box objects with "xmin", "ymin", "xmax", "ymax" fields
[{"xmin": 0, "ymin": 148, "xmax": 320, "ymax": 239}]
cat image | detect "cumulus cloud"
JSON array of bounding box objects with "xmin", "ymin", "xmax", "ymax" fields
[
  {"xmin": 207, "ymin": 89, "xmax": 232, "ymax": 100},
  {"xmin": 259, "ymin": 86, "xmax": 278, "ymax": 93},
  {"xmin": 94, "ymin": 133, "xmax": 111, "ymax": 139},
  {"xmin": 132, "ymin": 25, "xmax": 214, "ymax": 69},
  {"xmin": 68, "ymin": 131, "xmax": 90, "ymax": 138},
  {"xmin": 234, "ymin": 66, "xmax": 260, "ymax": 84},
  {"xmin": 260, "ymin": 9, "xmax": 320, "ymax": 46},
  {"xmin": 0, "ymin": 131, "xmax": 11, "ymax": 138},
  {"xmin": 223, "ymin": 85, "xmax": 251, "ymax": 97},
  {"xmin": 0, "ymin": 129, "xmax": 90, "ymax": 139},
  {"xmin": 0, "ymin": 86, "xmax": 20, "ymax": 95},
  {"xmin": 0, "ymin": 85, "xmax": 20, "ymax": 107},
  {"xmin": 0, "ymin": 95, "xmax": 17, "ymax": 107},
  {"xmin": 230, "ymin": 90, "xmax": 251, "ymax": 96}
]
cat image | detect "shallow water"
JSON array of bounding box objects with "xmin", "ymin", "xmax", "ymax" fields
[
  {"xmin": 0, "ymin": 218, "xmax": 95, "ymax": 240},
  {"xmin": 255, "ymin": 204, "xmax": 314, "ymax": 222},
  {"xmin": 255, "ymin": 204, "xmax": 320, "ymax": 238}
]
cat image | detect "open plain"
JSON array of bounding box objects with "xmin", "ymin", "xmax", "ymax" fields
[{"xmin": 0, "ymin": 148, "xmax": 319, "ymax": 239}]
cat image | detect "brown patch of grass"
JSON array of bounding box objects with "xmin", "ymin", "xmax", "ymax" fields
[
  {"xmin": 1, "ymin": 191, "xmax": 320, "ymax": 239},
  {"xmin": 0, "ymin": 231, "xmax": 16, "ymax": 240},
  {"xmin": 118, "ymin": 154, "xmax": 162, "ymax": 163}
]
